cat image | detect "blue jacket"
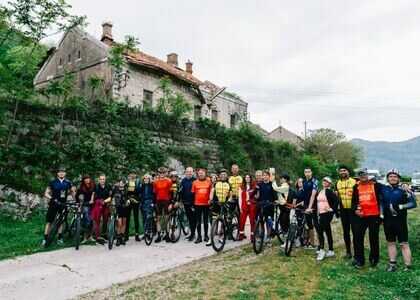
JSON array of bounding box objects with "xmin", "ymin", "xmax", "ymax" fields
[
  {"xmin": 380, "ymin": 184, "xmax": 417, "ymax": 217},
  {"xmin": 49, "ymin": 178, "xmax": 72, "ymax": 203},
  {"xmin": 179, "ymin": 177, "xmax": 195, "ymax": 205}
]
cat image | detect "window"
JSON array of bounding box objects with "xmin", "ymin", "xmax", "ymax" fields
[
  {"xmin": 230, "ymin": 114, "xmax": 237, "ymax": 128},
  {"xmin": 194, "ymin": 106, "xmax": 202, "ymax": 121},
  {"xmin": 67, "ymin": 54, "xmax": 71, "ymax": 63},
  {"xmin": 143, "ymin": 89, "xmax": 153, "ymax": 108},
  {"xmin": 211, "ymin": 110, "xmax": 218, "ymax": 121},
  {"xmin": 77, "ymin": 50, "xmax": 81, "ymax": 60},
  {"xmin": 59, "ymin": 57, "xmax": 63, "ymax": 66}
]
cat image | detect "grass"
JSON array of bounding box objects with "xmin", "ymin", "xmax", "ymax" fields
[
  {"xmin": 0, "ymin": 210, "xmax": 143, "ymax": 260},
  {"xmin": 80, "ymin": 203, "xmax": 420, "ymax": 300}
]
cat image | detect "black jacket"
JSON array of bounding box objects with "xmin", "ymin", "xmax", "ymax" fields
[{"xmin": 314, "ymin": 188, "xmax": 339, "ymax": 216}]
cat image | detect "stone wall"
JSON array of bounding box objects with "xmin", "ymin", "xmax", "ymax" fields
[{"xmin": 0, "ymin": 185, "xmax": 46, "ymax": 220}]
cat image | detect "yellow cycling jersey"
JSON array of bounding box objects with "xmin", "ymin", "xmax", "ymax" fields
[
  {"xmin": 336, "ymin": 178, "xmax": 356, "ymax": 209},
  {"xmin": 228, "ymin": 175, "xmax": 243, "ymax": 198},
  {"xmin": 215, "ymin": 181, "xmax": 231, "ymax": 203}
]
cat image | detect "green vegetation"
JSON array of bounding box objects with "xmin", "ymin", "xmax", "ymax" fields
[{"xmin": 81, "ymin": 206, "xmax": 420, "ymax": 300}]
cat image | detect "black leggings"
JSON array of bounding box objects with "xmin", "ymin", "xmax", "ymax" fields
[
  {"xmin": 315, "ymin": 212, "xmax": 334, "ymax": 251},
  {"xmin": 340, "ymin": 209, "xmax": 354, "ymax": 254},
  {"xmin": 125, "ymin": 203, "xmax": 140, "ymax": 238},
  {"xmin": 184, "ymin": 203, "xmax": 196, "ymax": 236},
  {"xmin": 195, "ymin": 205, "xmax": 210, "ymax": 238},
  {"xmin": 279, "ymin": 206, "xmax": 290, "ymax": 233}
]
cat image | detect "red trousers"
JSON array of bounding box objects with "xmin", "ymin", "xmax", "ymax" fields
[
  {"xmin": 91, "ymin": 199, "xmax": 110, "ymax": 239},
  {"xmin": 239, "ymin": 200, "xmax": 257, "ymax": 236}
]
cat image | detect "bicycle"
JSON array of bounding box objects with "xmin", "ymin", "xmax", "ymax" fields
[
  {"xmin": 284, "ymin": 206, "xmax": 309, "ymax": 256},
  {"xmin": 143, "ymin": 203, "xmax": 156, "ymax": 246},
  {"xmin": 105, "ymin": 198, "xmax": 118, "ymax": 250},
  {"xmin": 45, "ymin": 200, "xmax": 79, "ymax": 248},
  {"xmin": 167, "ymin": 201, "xmax": 191, "ymax": 243},
  {"xmin": 210, "ymin": 200, "xmax": 240, "ymax": 252},
  {"xmin": 253, "ymin": 201, "xmax": 278, "ymax": 255}
]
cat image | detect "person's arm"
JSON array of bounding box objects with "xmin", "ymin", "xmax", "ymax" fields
[
  {"xmin": 306, "ymin": 190, "xmax": 317, "ymax": 213},
  {"xmin": 400, "ymin": 187, "xmax": 417, "ymax": 210},
  {"xmin": 44, "ymin": 185, "xmax": 52, "ymax": 202},
  {"xmin": 90, "ymin": 191, "xmax": 95, "ymax": 205},
  {"xmin": 209, "ymin": 186, "xmax": 214, "ymax": 205}
]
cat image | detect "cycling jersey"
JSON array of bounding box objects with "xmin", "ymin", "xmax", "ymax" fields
[
  {"xmin": 170, "ymin": 181, "xmax": 178, "ymax": 201},
  {"xmin": 48, "ymin": 178, "xmax": 72, "ymax": 203},
  {"xmin": 336, "ymin": 178, "xmax": 356, "ymax": 209},
  {"xmin": 352, "ymin": 182, "xmax": 380, "ymax": 217},
  {"xmin": 302, "ymin": 177, "xmax": 318, "ymax": 208},
  {"xmin": 179, "ymin": 177, "xmax": 195, "ymax": 205},
  {"xmin": 229, "ymin": 175, "xmax": 243, "ymax": 198},
  {"xmin": 380, "ymin": 184, "xmax": 417, "ymax": 218},
  {"xmin": 153, "ymin": 178, "xmax": 172, "ymax": 202},
  {"xmin": 257, "ymin": 181, "xmax": 277, "ymax": 204},
  {"xmin": 94, "ymin": 184, "xmax": 112, "ymax": 200},
  {"xmin": 214, "ymin": 181, "xmax": 231, "ymax": 203},
  {"xmin": 192, "ymin": 178, "xmax": 212, "ymax": 206}
]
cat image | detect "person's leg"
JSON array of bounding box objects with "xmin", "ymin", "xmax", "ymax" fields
[
  {"xmin": 341, "ymin": 209, "xmax": 352, "ymax": 256},
  {"xmin": 324, "ymin": 213, "xmax": 334, "ymax": 251},
  {"xmin": 249, "ymin": 203, "xmax": 257, "ymax": 240},
  {"xmin": 185, "ymin": 204, "xmax": 196, "ymax": 239},
  {"xmin": 314, "ymin": 214, "xmax": 324, "ymax": 249},
  {"xmin": 133, "ymin": 203, "xmax": 140, "ymax": 237},
  {"xmin": 125, "ymin": 204, "xmax": 132, "ymax": 240},
  {"xmin": 101, "ymin": 205, "xmax": 110, "ymax": 238},
  {"xmin": 203, "ymin": 206, "xmax": 210, "ymax": 239},
  {"xmin": 401, "ymin": 243, "xmax": 412, "ymax": 267},
  {"xmin": 368, "ymin": 217, "xmax": 380, "ymax": 265},
  {"xmin": 280, "ymin": 207, "xmax": 290, "ymax": 233},
  {"xmin": 239, "ymin": 202, "xmax": 249, "ymax": 239},
  {"xmin": 305, "ymin": 213, "xmax": 315, "ymax": 247},
  {"xmin": 353, "ymin": 217, "xmax": 367, "ymax": 266},
  {"xmin": 195, "ymin": 206, "xmax": 203, "ymax": 242}
]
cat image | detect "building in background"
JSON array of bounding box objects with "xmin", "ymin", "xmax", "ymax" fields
[
  {"xmin": 34, "ymin": 22, "xmax": 248, "ymax": 128},
  {"xmin": 267, "ymin": 125, "xmax": 302, "ymax": 146}
]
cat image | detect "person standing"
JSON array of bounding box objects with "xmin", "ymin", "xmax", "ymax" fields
[
  {"xmin": 351, "ymin": 168, "xmax": 382, "ymax": 268},
  {"xmin": 192, "ymin": 168, "xmax": 214, "ymax": 244},
  {"xmin": 336, "ymin": 165, "xmax": 357, "ymax": 259},
  {"xmin": 229, "ymin": 164, "xmax": 243, "ymax": 216},
  {"xmin": 112, "ymin": 179, "xmax": 129, "ymax": 246},
  {"xmin": 239, "ymin": 174, "xmax": 256, "ymax": 241},
  {"xmin": 153, "ymin": 167, "xmax": 173, "ymax": 243},
  {"xmin": 91, "ymin": 174, "xmax": 112, "ymax": 243},
  {"xmin": 42, "ymin": 167, "xmax": 73, "ymax": 246},
  {"xmin": 314, "ymin": 177, "xmax": 339, "ymax": 261},
  {"xmin": 76, "ymin": 175, "xmax": 96, "ymax": 243},
  {"xmin": 179, "ymin": 167, "xmax": 196, "ymax": 241},
  {"xmin": 303, "ymin": 167, "xmax": 319, "ymax": 249},
  {"xmin": 125, "ymin": 172, "xmax": 141, "ymax": 242},
  {"xmin": 139, "ymin": 174, "xmax": 155, "ymax": 240},
  {"xmin": 380, "ymin": 169, "xmax": 417, "ymax": 272},
  {"xmin": 272, "ymin": 173, "xmax": 295, "ymax": 235},
  {"xmin": 213, "ymin": 169, "xmax": 232, "ymax": 243}
]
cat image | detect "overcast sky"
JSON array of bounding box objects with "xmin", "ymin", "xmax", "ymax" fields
[{"xmin": 6, "ymin": 0, "xmax": 420, "ymax": 142}]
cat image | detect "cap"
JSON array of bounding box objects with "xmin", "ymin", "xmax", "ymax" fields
[
  {"xmin": 323, "ymin": 176, "xmax": 333, "ymax": 184},
  {"xmin": 358, "ymin": 168, "xmax": 368, "ymax": 176}
]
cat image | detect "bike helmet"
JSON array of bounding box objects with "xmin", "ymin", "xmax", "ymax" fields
[{"xmin": 386, "ymin": 169, "xmax": 401, "ymax": 178}]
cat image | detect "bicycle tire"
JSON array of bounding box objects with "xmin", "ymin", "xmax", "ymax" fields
[
  {"xmin": 144, "ymin": 216, "xmax": 153, "ymax": 246},
  {"xmin": 74, "ymin": 213, "xmax": 81, "ymax": 250},
  {"xmin": 167, "ymin": 213, "xmax": 181, "ymax": 243},
  {"xmin": 301, "ymin": 225, "xmax": 310, "ymax": 247},
  {"xmin": 274, "ymin": 213, "xmax": 283, "ymax": 244},
  {"xmin": 253, "ymin": 218, "xmax": 265, "ymax": 254},
  {"xmin": 211, "ymin": 217, "xmax": 226, "ymax": 252},
  {"xmin": 108, "ymin": 216, "xmax": 115, "ymax": 250},
  {"xmin": 285, "ymin": 224, "xmax": 297, "ymax": 256},
  {"xmin": 45, "ymin": 215, "xmax": 62, "ymax": 248},
  {"xmin": 179, "ymin": 209, "xmax": 190, "ymax": 236},
  {"xmin": 230, "ymin": 215, "xmax": 240, "ymax": 241}
]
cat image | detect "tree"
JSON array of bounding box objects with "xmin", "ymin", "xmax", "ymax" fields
[{"xmin": 302, "ymin": 128, "xmax": 363, "ymax": 172}]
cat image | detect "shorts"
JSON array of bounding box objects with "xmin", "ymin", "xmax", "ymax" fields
[
  {"xmin": 156, "ymin": 201, "xmax": 169, "ymax": 216},
  {"xmin": 258, "ymin": 202, "xmax": 274, "ymax": 219},
  {"xmin": 383, "ymin": 216, "xmax": 408, "ymax": 243},
  {"xmin": 116, "ymin": 206, "xmax": 128, "ymax": 218},
  {"xmin": 45, "ymin": 201, "xmax": 64, "ymax": 223}
]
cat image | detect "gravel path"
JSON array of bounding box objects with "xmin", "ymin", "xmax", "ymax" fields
[{"xmin": 0, "ymin": 228, "xmax": 248, "ymax": 300}]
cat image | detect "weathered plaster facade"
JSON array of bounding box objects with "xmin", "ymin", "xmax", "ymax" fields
[{"xmin": 34, "ymin": 23, "xmax": 248, "ymax": 128}]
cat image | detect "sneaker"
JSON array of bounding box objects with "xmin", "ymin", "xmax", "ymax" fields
[
  {"xmin": 294, "ymin": 239, "xmax": 301, "ymax": 248},
  {"xmin": 387, "ymin": 263, "xmax": 397, "ymax": 272},
  {"xmin": 352, "ymin": 260, "xmax": 363, "ymax": 269},
  {"xmin": 206, "ymin": 240, "xmax": 212, "ymax": 246},
  {"xmin": 316, "ymin": 249, "xmax": 326, "ymax": 261},
  {"xmin": 304, "ymin": 244, "xmax": 316, "ymax": 250},
  {"xmin": 403, "ymin": 265, "xmax": 412, "ymax": 272},
  {"xmin": 204, "ymin": 236, "xmax": 209, "ymax": 242},
  {"xmin": 280, "ymin": 243, "xmax": 286, "ymax": 249},
  {"xmin": 121, "ymin": 238, "xmax": 126, "ymax": 245},
  {"xmin": 41, "ymin": 239, "xmax": 47, "ymax": 247},
  {"xmin": 135, "ymin": 235, "xmax": 141, "ymax": 242},
  {"xmin": 266, "ymin": 238, "xmax": 272, "ymax": 247},
  {"xmin": 369, "ymin": 260, "xmax": 378, "ymax": 268},
  {"xmin": 116, "ymin": 237, "xmax": 121, "ymax": 247},
  {"xmin": 96, "ymin": 238, "xmax": 105, "ymax": 245},
  {"xmin": 187, "ymin": 235, "xmax": 195, "ymax": 242},
  {"xmin": 57, "ymin": 239, "xmax": 64, "ymax": 245},
  {"xmin": 194, "ymin": 237, "xmax": 202, "ymax": 244},
  {"xmin": 325, "ymin": 250, "xmax": 335, "ymax": 258},
  {"xmin": 155, "ymin": 234, "xmax": 162, "ymax": 243}
]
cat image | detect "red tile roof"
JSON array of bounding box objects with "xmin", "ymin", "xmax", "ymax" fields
[{"xmin": 124, "ymin": 51, "xmax": 203, "ymax": 87}]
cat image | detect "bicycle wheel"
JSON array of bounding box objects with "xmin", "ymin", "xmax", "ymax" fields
[
  {"xmin": 284, "ymin": 224, "xmax": 297, "ymax": 256},
  {"xmin": 211, "ymin": 217, "xmax": 226, "ymax": 252},
  {"xmin": 144, "ymin": 217, "xmax": 153, "ymax": 246},
  {"xmin": 74, "ymin": 213, "xmax": 81, "ymax": 250},
  {"xmin": 108, "ymin": 216, "xmax": 116, "ymax": 250},
  {"xmin": 253, "ymin": 218, "xmax": 265, "ymax": 254},
  {"xmin": 274, "ymin": 213, "xmax": 283, "ymax": 244},
  {"xmin": 167, "ymin": 213, "xmax": 181, "ymax": 243},
  {"xmin": 301, "ymin": 225, "xmax": 310, "ymax": 247},
  {"xmin": 179, "ymin": 209, "xmax": 190, "ymax": 236},
  {"xmin": 45, "ymin": 215, "xmax": 62, "ymax": 248},
  {"xmin": 230, "ymin": 214, "xmax": 240, "ymax": 241}
]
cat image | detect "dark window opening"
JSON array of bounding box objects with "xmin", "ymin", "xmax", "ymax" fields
[
  {"xmin": 59, "ymin": 58, "xmax": 63, "ymax": 66},
  {"xmin": 211, "ymin": 110, "xmax": 218, "ymax": 121},
  {"xmin": 143, "ymin": 89, "xmax": 153, "ymax": 108},
  {"xmin": 68, "ymin": 54, "xmax": 71, "ymax": 63},
  {"xmin": 194, "ymin": 106, "xmax": 202, "ymax": 121},
  {"xmin": 230, "ymin": 114, "xmax": 237, "ymax": 128},
  {"xmin": 78, "ymin": 50, "xmax": 81, "ymax": 59}
]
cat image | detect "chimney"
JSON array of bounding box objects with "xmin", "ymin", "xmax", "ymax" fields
[
  {"xmin": 101, "ymin": 21, "xmax": 114, "ymax": 46},
  {"xmin": 185, "ymin": 60, "xmax": 193, "ymax": 74},
  {"xmin": 167, "ymin": 53, "xmax": 178, "ymax": 67}
]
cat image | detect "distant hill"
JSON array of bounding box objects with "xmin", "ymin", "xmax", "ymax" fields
[{"xmin": 352, "ymin": 137, "xmax": 420, "ymax": 176}]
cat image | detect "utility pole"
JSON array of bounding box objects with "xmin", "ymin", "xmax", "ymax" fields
[{"xmin": 304, "ymin": 121, "xmax": 307, "ymax": 140}]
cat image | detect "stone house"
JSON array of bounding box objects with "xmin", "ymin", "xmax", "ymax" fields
[
  {"xmin": 34, "ymin": 22, "xmax": 248, "ymax": 128},
  {"xmin": 267, "ymin": 125, "xmax": 303, "ymax": 146}
]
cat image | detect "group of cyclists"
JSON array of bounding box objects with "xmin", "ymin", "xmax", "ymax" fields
[{"xmin": 41, "ymin": 163, "xmax": 417, "ymax": 272}]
